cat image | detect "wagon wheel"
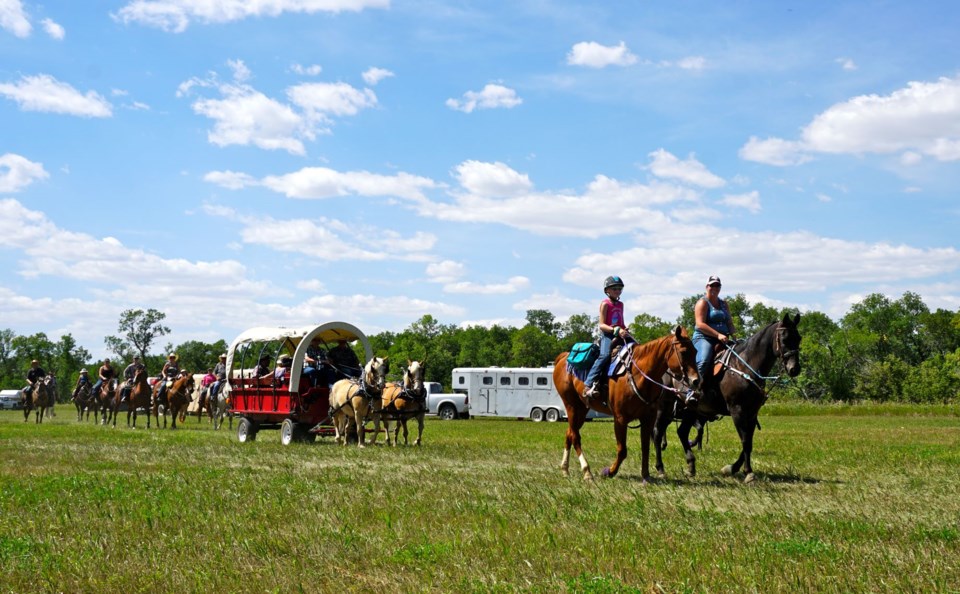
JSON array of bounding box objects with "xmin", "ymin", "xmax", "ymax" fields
[
  {"xmin": 545, "ymin": 408, "xmax": 561, "ymax": 422},
  {"xmin": 237, "ymin": 417, "xmax": 258, "ymax": 443},
  {"xmin": 280, "ymin": 418, "xmax": 296, "ymax": 446},
  {"xmin": 530, "ymin": 408, "xmax": 544, "ymax": 422}
]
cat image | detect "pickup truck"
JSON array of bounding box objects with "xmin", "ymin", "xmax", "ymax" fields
[{"xmin": 424, "ymin": 382, "xmax": 469, "ymax": 420}]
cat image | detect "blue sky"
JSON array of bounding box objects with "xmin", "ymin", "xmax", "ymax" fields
[{"xmin": 2, "ymin": 0, "xmax": 959, "ymax": 358}]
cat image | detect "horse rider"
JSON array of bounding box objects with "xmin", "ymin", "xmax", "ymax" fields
[
  {"xmin": 583, "ymin": 275, "xmax": 629, "ymax": 404},
  {"xmin": 25, "ymin": 359, "xmax": 46, "ymax": 401},
  {"xmin": 209, "ymin": 353, "xmax": 227, "ymax": 402},
  {"xmin": 157, "ymin": 353, "xmax": 180, "ymax": 402},
  {"xmin": 200, "ymin": 368, "xmax": 216, "ymax": 408},
  {"xmin": 693, "ymin": 275, "xmax": 737, "ymax": 398},
  {"xmin": 72, "ymin": 368, "xmax": 92, "ymax": 400},
  {"xmin": 120, "ymin": 355, "xmax": 144, "ymax": 403},
  {"xmin": 328, "ymin": 339, "xmax": 361, "ymax": 380},
  {"xmin": 92, "ymin": 358, "xmax": 115, "ymax": 399}
]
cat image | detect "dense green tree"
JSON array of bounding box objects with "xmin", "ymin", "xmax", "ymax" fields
[
  {"xmin": 173, "ymin": 339, "xmax": 229, "ymax": 375},
  {"xmin": 525, "ymin": 309, "xmax": 559, "ymax": 337},
  {"xmin": 509, "ymin": 325, "xmax": 558, "ymax": 367},
  {"xmin": 854, "ymin": 355, "xmax": 909, "ymax": 402},
  {"xmin": 105, "ymin": 308, "xmax": 170, "ymax": 361},
  {"xmin": 629, "ymin": 313, "xmax": 672, "ymax": 344},
  {"xmin": 842, "ymin": 292, "xmax": 929, "ymax": 365},
  {"xmin": 902, "ymin": 352, "xmax": 960, "ymax": 404},
  {"xmin": 920, "ymin": 309, "xmax": 960, "ymax": 357},
  {"xmin": 558, "ymin": 313, "xmax": 594, "ymax": 345}
]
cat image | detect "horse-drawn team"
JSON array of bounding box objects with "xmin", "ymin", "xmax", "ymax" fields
[{"xmin": 18, "ymin": 273, "xmax": 803, "ymax": 483}]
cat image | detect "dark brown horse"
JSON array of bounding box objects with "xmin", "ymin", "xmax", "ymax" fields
[
  {"xmin": 653, "ymin": 313, "xmax": 802, "ymax": 483},
  {"xmin": 154, "ymin": 373, "xmax": 195, "ymax": 429},
  {"xmin": 72, "ymin": 382, "xmax": 98, "ymax": 423},
  {"xmin": 119, "ymin": 367, "xmax": 153, "ymax": 429},
  {"xmin": 554, "ymin": 326, "xmax": 700, "ymax": 482},
  {"xmin": 23, "ymin": 376, "xmax": 52, "ymax": 424}
]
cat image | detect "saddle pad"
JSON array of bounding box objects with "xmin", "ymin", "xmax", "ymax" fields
[{"xmin": 608, "ymin": 342, "xmax": 634, "ymax": 378}]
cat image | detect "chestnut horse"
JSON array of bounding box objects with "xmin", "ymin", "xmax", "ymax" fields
[
  {"xmin": 554, "ymin": 326, "xmax": 700, "ymax": 482},
  {"xmin": 653, "ymin": 313, "xmax": 802, "ymax": 483},
  {"xmin": 329, "ymin": 356, "xmax": 389, "ymax": 447},
  {"xmin": 119, "ymin": 367, "xmax": 153, "ymax": 429},
  {"xmin": 153, "ymin": 373, "xmax": 195, "ymax": 429},
  {"xmin": 376, "ymin": 359, "xmax": 427, "ymax": 447}
]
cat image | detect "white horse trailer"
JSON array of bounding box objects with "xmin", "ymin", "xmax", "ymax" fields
[{"xmin": 452, "ymin": 367, "xmax": 567, "ymax": 422}]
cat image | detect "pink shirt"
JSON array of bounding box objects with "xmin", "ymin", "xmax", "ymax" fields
[
  {"xmin": 603, "ymin": 297, "xmax": 624, "ymax": 328},
  {"xmin": 202, "ymin": 373, "xmax": 216, "ymax": 387}
]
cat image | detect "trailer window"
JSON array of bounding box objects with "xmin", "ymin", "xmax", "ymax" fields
[
  {"xmin": 482, "ymin": 376, "xmax": 493, "ymax": 386},
  {"xmin": 457, "ymin": 376, "xmax": 465, "ymax": 385},
  {"xmin": 518, "ymin": 377, "xmax": 529, "ymax": 386},
  {"xmin": 536, "ymin": 377, "xmax": 548, "ymax": 386},
  {"xmin": 500, "ymin": 376, "xmax": 511, "ymax": 386}
]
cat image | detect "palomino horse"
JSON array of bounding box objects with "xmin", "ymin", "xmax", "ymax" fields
[
  {"xmin": 554, "ymin": 326, "xmax": 700, "ymax": 482},
  {"xmin": 653, "ymin": 313, "xmax": 802, "ymax": 483},
  {"xmin": 72, "ymin": 383, "xmax": 98, "ymax": 423},
  {"xmin": 153, "ymin": 373, "xmax": 195, "ymax": 429},
  {"xmin": 329, "ymin": 356, "xmax": 389, "ymax": 447},
  {"xmin": 119, "ymin": 367, "xmax": 153, "ymax": 429},
  {"xmin": 23, "ymin": 376, "xmax": 53, "ymax": 424},
  {"xmin": 376, "ymin": 359, "xmax": 427, "ymax": 446},
  {"xmin": 97, "ymin": 378, "xmax": 119, "ymax": 426}
]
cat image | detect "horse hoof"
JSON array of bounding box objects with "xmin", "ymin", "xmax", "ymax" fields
[
  {"xmin": 744, "ymin": 473, "xmax": 756, "ymax": 484},
  {"xmin": 656, "ymin": 470, "xmax": 666, "ymax": 479},
  {"xmin": 600, "ymin": 467, "xmax": 612, "ymax": 478},
  {"xmin": 721, "ymin": 465, "xmax": 734, "ymax": 476}
]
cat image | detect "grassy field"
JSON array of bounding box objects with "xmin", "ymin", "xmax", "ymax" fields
[{"xmin": 1, "ymin": 404, "xmax": 958, "ymax": 593}]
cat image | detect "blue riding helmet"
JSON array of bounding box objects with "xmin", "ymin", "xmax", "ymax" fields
[{"xmin": 603, "ymin": 276, "xmax": 624, "ymax": 291}]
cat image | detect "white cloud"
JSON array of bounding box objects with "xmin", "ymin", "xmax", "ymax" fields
[
  {"xmin": 0, "ymin": 0, "xmax": 30, "ymax": 37},
  {"xmin": 453, "ymin": 161, "xmax": 533, "ymax": 197},
  {"xmin": 0, "ymin": 154, "xmax": 48, "ymax": 193},
  {"xmin": 741, "ymin": 75, "xmax": 960, "ymax": 165},
  {"xmin": 835, "ymin": 57, "xmax": 857, "ymax": 71},
  {"xmin": 40, "ymin": 17, "xmax": 64, "ymax": 39},
  {"xmin": 720, "ymin": 190, "xmax": 761, "ymax": 213},
  {"xmin": 227, "ymin": 58, "xmax": 251, "ymax": 82},
  {"xmin": 739, "ymin": 136, "xmax": 811, "ymax": 166},
  {"xmin": 206, "ymin": 166, "xmax": 438, "ymax": 201},
  {"xmin": 192, "ymin": 86, "xmax": 308, "ymax": 154},
  {"xmin": 291, "ymin": 63, "xmax": 323, "ymax": 76},
  {"xmin": 676, "ymin": 56, "xmax": 706, "ymax": 70},
  {"xmin": 443, "ymin": 276, "xmax": 530, "ymax": 295},
  {"xmin": 566, "ymin": 41, "xmax": 638, "ymax": 68},
  {"xmin": 647, "ymin": 149, "xmax": 725, "ymax": 188},
  {"xmin": 426, "ymin": 260, "xmax": 465, "ymax": 283},
  {"xmin": 816, "ymin": 193, "xmax": 832, "ymax": 202},
  {"xmin": 113, "ymin": 0, "xmax": 390, "ymax": 33},
  {"xmin": 446, "ymin": 83, "xmax": 522, "ymax": 113},
  {"xmin": 0, "ymin": 74, "xmax": 112, "ymax": 117},
  {"xmin": 900, "ymin": 151, "xmax": 923, "ymax": 166},
  {"xmin": 362, "ymin": 67, "xmax": 394, "ymax": 86},
  {"xmin": 287, "ymin": 81, "xmax": 377, "ymax": 117}
]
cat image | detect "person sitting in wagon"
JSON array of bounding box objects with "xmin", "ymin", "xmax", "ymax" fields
[
  {"xmin": 328, "ymin": 339, "xmax": 361, "ymax": 380},
  {"xmin": 274, "ymin": 355, "xmax": 293, "ymax": 387},
  {"xmin": 253, "ymin": 355, "xmax": 273, "ymax": 386}
]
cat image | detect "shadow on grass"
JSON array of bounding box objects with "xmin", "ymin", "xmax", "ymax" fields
[{"xmin": 616, "ymin": 471, "xmax": 831, "ymax": 486}]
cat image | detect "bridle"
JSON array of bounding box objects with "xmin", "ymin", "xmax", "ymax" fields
[{"xmin": 626, "ymin": 336, "xmax": 696, "ymax": 404}]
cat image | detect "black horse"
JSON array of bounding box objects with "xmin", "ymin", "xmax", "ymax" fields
[{"xmin": 654, "ymin": 313, "xmax": 802, "ymax": 483}]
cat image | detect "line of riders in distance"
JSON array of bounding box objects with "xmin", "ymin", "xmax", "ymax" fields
[{"xmin": 24, "ymin": 339, "xmax": 365, "ymax": 411}]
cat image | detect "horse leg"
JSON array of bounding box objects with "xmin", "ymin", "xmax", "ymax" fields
[
  {"xmin": 676, "ymin": 416, "xmax": 697, "ymax": 477},
  {"xmin": 563, "ymin": 407, "xmax": 593, "ymax": 481},
  {"xmin": 401, "ymin": 418, "xmax": 410, "ymax": 446},
  {"xmin": 639, "ymin": 416, "xmax": 654, "ymax": 483},
  {"xmin": 414, "ymin": 412, "xmax": 424, "ymax": 446},
  {"xmin": 722, "ymin": 406, "xmax": 754, "ymax": 482},
  {"xmin": 601, "ymin": 420, "xmax": 629, "ymax": 479}
]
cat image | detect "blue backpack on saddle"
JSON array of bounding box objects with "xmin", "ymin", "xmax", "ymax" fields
[{"xmin": 566, "ymin": 342, "xmax": 599, "ymax": 371}]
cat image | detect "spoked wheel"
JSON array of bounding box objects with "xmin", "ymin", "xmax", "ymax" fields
[
  {"xmin": 545, "ymin": 408, "xmax": 560, "ymax": 422},
  {"xmin": 530, "ymin": 408, "xmax": 544, "ymax": 422},
  {"xmin": 237, "ymin": 417, "xmax": 258, "ymax": 443}
]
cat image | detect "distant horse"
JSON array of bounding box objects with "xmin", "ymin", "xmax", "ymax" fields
[
  {"xmin": 329, "ymin": 356, "xmax": 389, "ymax": 447},
  {"xmin": 72, "ymin": 382, "xmax": 98, "ymax": 423},
  {"xmin": 154, "ymin": 373, "xmax": 195, "ymax": 429},
  {"xmin": 376, "ymin": 359, "xmax": 427, "ymax": 446},
  {"xmin": 554, "ymin": 326, "xmax": 700, "ymax": 482},
  {"xmin": 212, "ymin": 383, "xmax": 232, "ymax": 431},
  {"xmin": 97, "ymin": 378, "xmax": 118, "ymax": 426},
  {"xmin": 23, "ymin": 376, "xmax": 53, "ymax": 424},
  {"xmin": 45, "ymin": 375, "xmax": 57, "ymax": 417},
  {"xmin": 120, "ymin": 367, "xmax": 153, "ymax": 429},
  {"xmin": 653, "ymin": 313, "xmax": 802, "ymax": 483}
]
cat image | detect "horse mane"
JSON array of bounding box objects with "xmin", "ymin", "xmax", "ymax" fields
[{"xmin": 631, "ymin": 333, "xmax": 673, "ymax": 359}]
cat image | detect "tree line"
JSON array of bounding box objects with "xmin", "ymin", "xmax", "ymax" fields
[{"xmin": 2, "ymin": 292, "xmax": 959, "ymax": 404}]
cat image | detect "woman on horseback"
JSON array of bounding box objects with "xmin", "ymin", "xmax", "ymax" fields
[{"xmin": 693, "ymin": 275, "xmax": 736, "ymax": 390}]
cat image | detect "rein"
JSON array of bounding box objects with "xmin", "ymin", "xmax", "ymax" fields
[
  {"xmin": 626, "ymin": 339, "xmax": 694, "ymax": 404},
  {"xmin": 717, "ymin": 322, "xmax": 793, "ymax": 395}
]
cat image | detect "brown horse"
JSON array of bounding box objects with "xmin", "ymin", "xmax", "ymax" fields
[
  {"xmin": 120, "ymin": 367, "xmax": 153, "ymax": 429},
  {"xmin": 154, "ymin": 373, "xmax": 195, "ymax": 429},
  {"xmin": 23, "ymin": 376, "xmax": 52, "ymax": 424},
  {"xmin": 654, "ymin": 313, "xmax": 802, "ymax": 483},
  {"xmin": 554, "ymin": 326, "xmax": 700, "ymax": 482},
  {"xmin": 96, "ymin": 378, "xmax": 118, "ymax": 425},
  {"xmin": 73, "ymin": 382, "xmax": 98, "ymax": 423},
  {"xmin": 376, "ymin": 359, "xmax": 427, "ymax": 447},
  {"xmin": 329, "ymin": 356, "xmax": 389, "ymax": 447}
]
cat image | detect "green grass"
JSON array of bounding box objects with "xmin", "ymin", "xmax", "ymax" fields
[{"xmin": 1, "ymin": 405, "xmax": 959, "ymax": 593}]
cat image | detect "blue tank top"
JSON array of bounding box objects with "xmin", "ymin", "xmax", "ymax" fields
[{"xmin": 693, "ymin": 298, "xmax": 730, "ymax": 340}]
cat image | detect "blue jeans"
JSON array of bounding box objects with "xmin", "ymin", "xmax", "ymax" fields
[
  {"xmin": 92, "ymin": 379, "xmax": 104, "ymax": 395},
  {"xmin": 584, "ymin": 333, "xmax": 614, "ymax": 388},
  {"xmin": 694, "ymin": 336, "xmax": 719, "ymax": 378}
]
